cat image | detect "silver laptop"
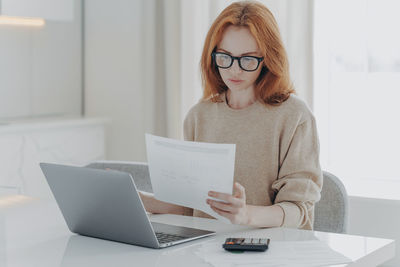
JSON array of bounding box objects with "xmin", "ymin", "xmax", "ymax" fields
[{"xmin": 39, "ymin": 162, "xmax": 215, "ymax": 248}]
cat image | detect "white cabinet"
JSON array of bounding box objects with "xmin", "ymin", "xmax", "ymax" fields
[{"xmin": 0, "ymin": 118, "xmax": 107, "ymax": 198}]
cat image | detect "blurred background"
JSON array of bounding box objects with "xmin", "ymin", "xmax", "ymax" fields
[{"xmin": 1, "ymin": 0, "xmax": 400, "ymax": 265}]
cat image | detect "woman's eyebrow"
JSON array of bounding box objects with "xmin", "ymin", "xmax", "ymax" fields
[{"xmin": 217, "ymin": 48, "xmax": 259, "ymax": 56}]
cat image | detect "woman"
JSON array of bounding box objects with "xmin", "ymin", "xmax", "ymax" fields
[{"xmin": 140, "ymin": 1, "xmax": 322, "ymax": 230}]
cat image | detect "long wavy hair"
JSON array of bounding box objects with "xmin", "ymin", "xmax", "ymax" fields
[{"xmin": 200, "ymin": 1, "xmax": 295, "ymax": 105}]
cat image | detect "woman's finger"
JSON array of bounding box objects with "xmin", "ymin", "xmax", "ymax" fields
[
  {"xmin": 233, "ymin": 182, "xmax": 246, "ymax": 199},
  {"xmin": 208, "ymin": 191, "xmax": 242, "ymax": 207},
  {"xmin": 210, "ymin": 205, "xmax": 233, "ymax": 221},
  {"xmin": 208, "ymin": 191, "xmax": 235, "ymax": 202},
  {"xmin": 208, "ymin": 199, "xmax": 236, "ymax": 212}
]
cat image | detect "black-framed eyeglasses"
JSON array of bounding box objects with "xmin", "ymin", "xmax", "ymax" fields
[{"xmin": 212, "ymin": 52, "xmax": 264, "ymax": 72}]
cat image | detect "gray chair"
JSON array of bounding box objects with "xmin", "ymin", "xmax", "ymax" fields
[
  {"xmin": 314, "ymin": 171, "xmax": 349, "ymax": 234},
  {"xmin": 85, "ymin": 161, "xmax": 153, "ymax": 193},
  {"xmin": 85, "ymin": 161, "xmax": 348, "ymax": 233}
]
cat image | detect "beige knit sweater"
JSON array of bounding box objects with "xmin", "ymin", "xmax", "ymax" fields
[{"xmin": 183, "ymin": 93, "xmax": 322, "ymax": 230}]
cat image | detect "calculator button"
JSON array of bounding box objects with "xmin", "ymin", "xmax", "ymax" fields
[{"xmin": 233, "ymin": 238, "xmax": 242, "ymax": 243}]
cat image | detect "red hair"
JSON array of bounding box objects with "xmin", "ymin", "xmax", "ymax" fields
[{"xmin": 200, "ymin": 1, "xmax": 295, "ymax": 105}]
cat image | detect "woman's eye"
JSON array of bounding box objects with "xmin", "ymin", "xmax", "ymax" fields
[
  {"xmin": 242, "ymin": 57, "xmax": 253, "ymax": 63},
  {"xmin": 220, "ymin": 55, "xmax": 230, "ymax": 61},
  {"xmin": 216, "ymin": 55, "xmax": 231, "ymax": 66}
]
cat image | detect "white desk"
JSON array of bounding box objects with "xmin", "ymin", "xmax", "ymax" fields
[{"xmin": 0, "ymin": 195, "xmax": 395, "ymax": 267}]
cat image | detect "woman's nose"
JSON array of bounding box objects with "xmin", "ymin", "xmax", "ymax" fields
[{"xmin": 230, "ymin": 59, "xmax": 243, "ymax": 74}]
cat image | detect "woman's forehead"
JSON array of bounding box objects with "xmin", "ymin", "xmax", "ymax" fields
[{"xmin": 218, "ymin": 25, "xmax": 260, "ymax": 55}]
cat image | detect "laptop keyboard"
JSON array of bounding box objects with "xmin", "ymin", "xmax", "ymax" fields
[{"xmin": 155, "ymin": 232, "xmax": 187, "ymax": 244}]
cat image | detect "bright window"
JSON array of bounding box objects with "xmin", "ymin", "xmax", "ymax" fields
[{"xmin": 313, "ymin": 0, "xmax": 400, "ymax": 198}]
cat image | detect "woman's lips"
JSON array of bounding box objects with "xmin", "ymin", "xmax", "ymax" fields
[{"xmin": 228, "ymin": 79, "xmax": 244, "ymax": 83}]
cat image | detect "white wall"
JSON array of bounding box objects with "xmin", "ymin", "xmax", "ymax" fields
[
  {"xmin": 0, "ymin": 0, "xmax": 82, "ymax": 120},
  {"xmin": 84, "ymin": 0, "xmax": 147, "ymax": 161}
]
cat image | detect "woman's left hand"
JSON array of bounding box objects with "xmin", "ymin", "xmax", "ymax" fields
[{"xmin": 206, "ymin": 182, "xmax": 250, "ymax": 225}]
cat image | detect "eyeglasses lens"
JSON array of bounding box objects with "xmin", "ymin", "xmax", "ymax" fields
[{"xmin": 214, "ymin": 54, "xmax": 259, "ymax": 71}]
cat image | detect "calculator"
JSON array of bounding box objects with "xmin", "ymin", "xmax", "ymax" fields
[{"xmin": 223, "ymin": 237, "xmax": 270, "ymax": 252}]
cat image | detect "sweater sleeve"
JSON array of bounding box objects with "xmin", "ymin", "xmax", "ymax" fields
[{"xmin": 271, "ymin": 117, "xmax": 323, "ymax": 229}]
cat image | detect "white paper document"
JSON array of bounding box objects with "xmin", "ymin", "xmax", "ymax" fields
[
  {"xmin": 145, "ymin": 134, "xmax": 236, "ymax": 223},
  {"xmin": 195, "ymin": 240, "xmax": 352, "ymax": 267}
]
